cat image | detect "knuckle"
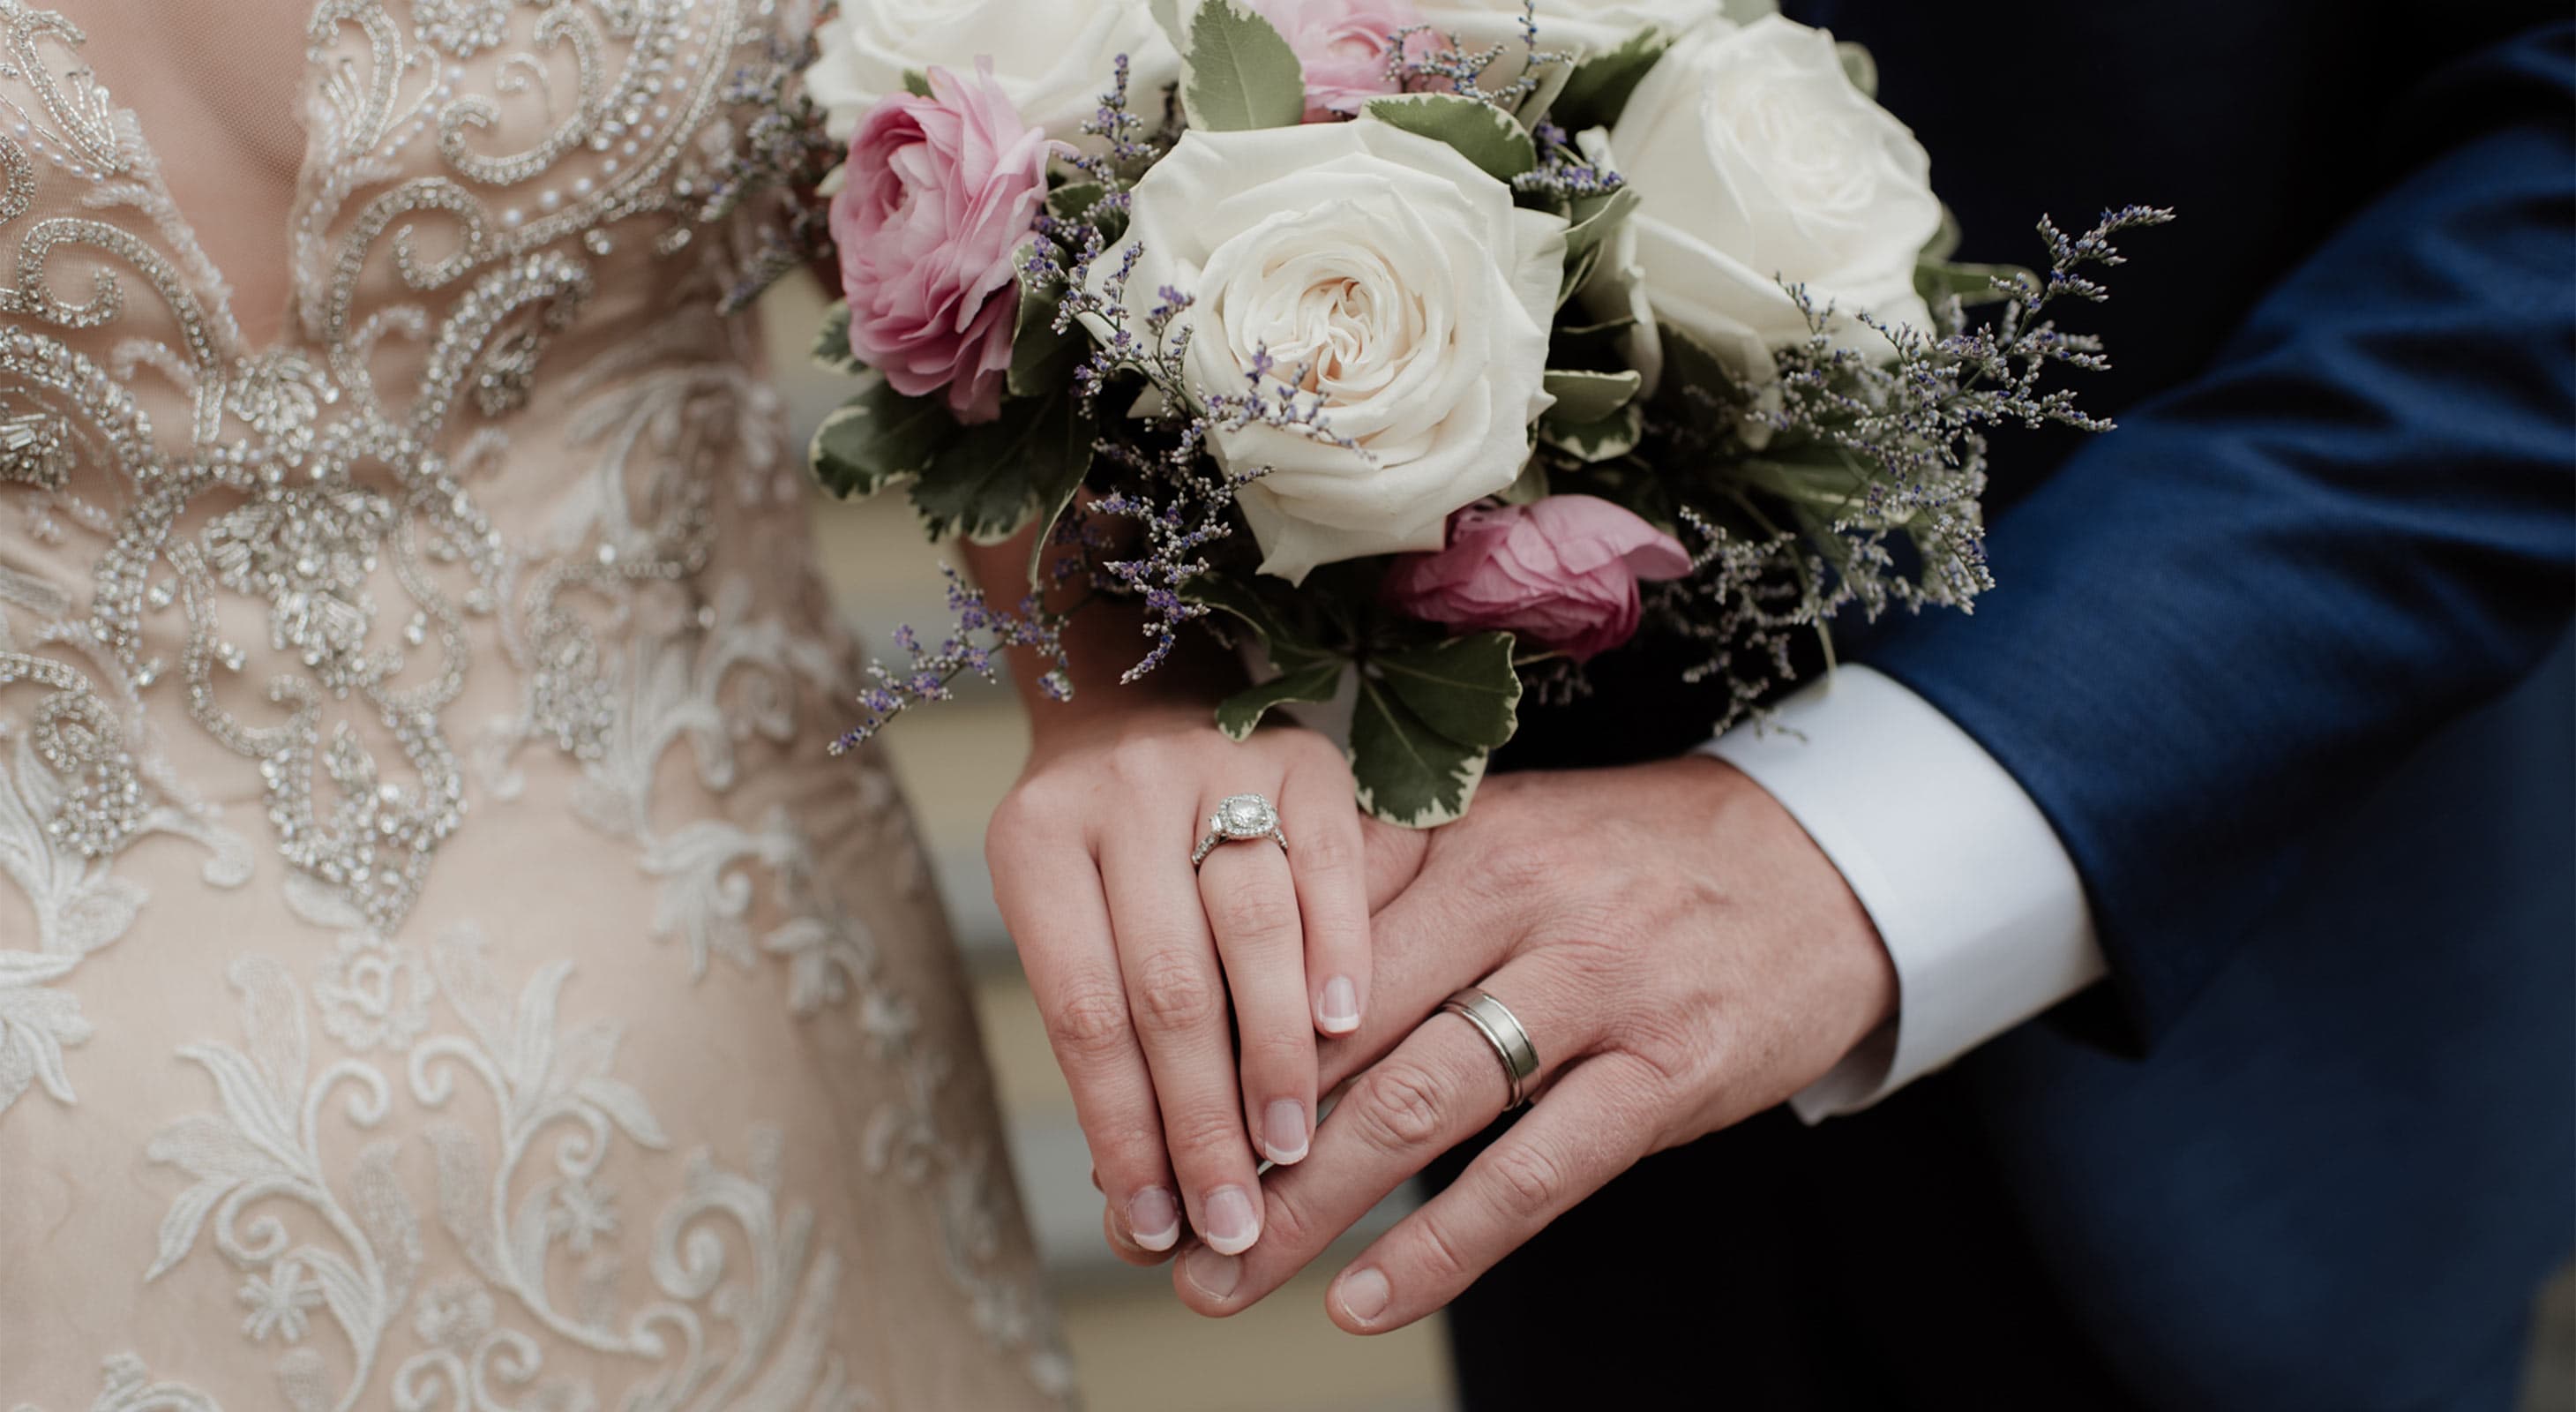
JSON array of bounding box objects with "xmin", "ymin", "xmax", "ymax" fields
[
  {"xmin": 1259, "ymin": 1183, "xmax": 1315, "ymax": 1252},
  {"xmin": 1210, "ymin": 878, "xmax": 1298, "ymax": 945},
  {"xmin": 1406, "ymin": 1214, "xmax": 1472, "ymax": 1285},
  {"xmin": 1129, "ymin": 949, "xmax": 1223, "ymax": 1033},
  {"xmin": 1611, "ymin": 1010, "xmax": 1708, "ymax": 1094},
  {"xmin": 1350, "ymin": 1063, "xmax": 1449, "ymax": 1153},
  {"xmin": 1086, "ymin": 1116, "xmax": 1165, "ymax": 1170},
  {"xmin": 1107, "ymin": 736, "xmax": 1171, "ymax": 785},
  {"xmin": 1161, "ymin": 1104, "xmax": 1251, "ymax": 1162},
  {"xmin": 1043, "ymin": 983, "xmax": 1134, "ymax": 1062},
  {"xmin": 1483, "ymin": 1144, "xmax": 1566, "ymax": 1223},
  {"xmin": 1291, "ymin": 822, "xmax": 1357, "ymax": 877},
  {"xmin": 1237, "ymin": 1025, "xmax": 1312, "ymax": 1076}
]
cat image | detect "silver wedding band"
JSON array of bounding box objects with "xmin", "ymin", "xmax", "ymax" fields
[{"xmin": 1440, "ymin": 987, "xmax": 1541, "ymax": 1110}]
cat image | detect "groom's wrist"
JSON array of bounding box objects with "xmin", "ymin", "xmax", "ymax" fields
[{"xmin": 1702, "ymin": 666, "xmax": 2104, "ymax": 1121}]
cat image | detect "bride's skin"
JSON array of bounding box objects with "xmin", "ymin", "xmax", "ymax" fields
[
  {"xmin": 962, "ymin": 532, "xmax": 1373, "ymax": 1261},
  {"xmin": 79, "ymin": 0, "xmax": 314, "ymax": 348}
]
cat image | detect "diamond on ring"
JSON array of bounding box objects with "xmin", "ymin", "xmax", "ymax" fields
[{"xmin": 1194, "ymin": 793, "xmax": 1289, "ymax": 868}]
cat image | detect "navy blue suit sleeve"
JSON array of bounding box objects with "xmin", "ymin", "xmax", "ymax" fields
[{"xmin": 1868, "ymin": 23, "xmax": 2576, "ymax": 1048}]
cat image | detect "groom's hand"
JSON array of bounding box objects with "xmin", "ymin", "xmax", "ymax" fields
[{"xmin": 1169, "ymin": 757, "xmax": 1898, "ymax": 1332}]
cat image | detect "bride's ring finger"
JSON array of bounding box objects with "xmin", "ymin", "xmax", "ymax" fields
[{"xmin": 1195, "ymin": 790, "xmax": 1317, "ymax": 1168}]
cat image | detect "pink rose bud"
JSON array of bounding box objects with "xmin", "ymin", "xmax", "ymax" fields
[
  {"xmin": 832, "ymin": 62, "xmax": 1060, "ymax": 424},
  {"xmin": 1384, "ymin": 496, "xmax": 1695, "ymax": 662},
  {"xmin": 1247, "ymin": 0, "xmax": 1430, "ymax": 121}
]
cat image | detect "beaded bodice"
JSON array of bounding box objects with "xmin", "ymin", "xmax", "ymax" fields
[
  {"xmin": 0, "ymin": 0, "xmax": 804, "ymax": 934},
  {"xmin": 0, "ymin": 4, "xmax": 1068, "ymax": 1409}
]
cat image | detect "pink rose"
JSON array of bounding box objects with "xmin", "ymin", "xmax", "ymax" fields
[
  {"xmin": 832, "ymin": 63, "xmax": 1059, "ymax": 424},
  {"xmin": 1248, "ymin": 0, "xmax": 1427, "ymax": 120},
  {"xmin": 1384, "ymin": 495, "xmax": 1694, "ymax": 661}
]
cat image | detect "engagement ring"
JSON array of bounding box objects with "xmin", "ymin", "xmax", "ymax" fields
[{"xmin": 1192, "ymin": 793, "xmax": 1289, "ymax": 868}]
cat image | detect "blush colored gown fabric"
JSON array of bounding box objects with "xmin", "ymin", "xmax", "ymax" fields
[{"xmin": 0, "ymin": 3, "xmax": 1070, "ymax": 1408}]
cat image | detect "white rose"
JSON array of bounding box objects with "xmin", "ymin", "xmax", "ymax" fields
[
  {"xmin": 1107, "ymin": 122, "xmax": 1567, "ymax": 583},
  {"xmin": 1613, "ymin": 15, "xmax": 1941, "ymax": 380},
  {"xmin": 807, "ymin": 0, "xmax": 1179, "ymax": 141},
  {"xmin": 1412, "ymin": 0, "xmax": 1728, "ymax": 62}
]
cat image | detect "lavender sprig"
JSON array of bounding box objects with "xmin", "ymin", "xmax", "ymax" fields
[
  {"xmin": 829, "ymin": 567, "xmax": 1074, "ymax": 753},
  {"xmin": 1663, "ymin": 206, "xmax": 2175, "ymax": 730},
  {"xmin": 1386, "ymin": 0, "xmax": 1576, "ymax": 113},
  {"xmin": 697, "ymin": 28, "xmax": 841, "ymax": 313}
]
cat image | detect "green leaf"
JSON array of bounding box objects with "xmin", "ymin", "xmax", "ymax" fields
[
  {"xmin": 1182, "ymin": 0, "xmax": 1306, "ymax": 131},
  {"xmin": 1048, "ymin": 182, "xmax": 1107, "ymax": 221},
  {"xmin": 1547, "ymin": 32, "xmax": 1669, "ymax": 132},
  {"xmin": 1022, "ymin": 404, "xmax": 1099, "ymax": 579},
  {"xmin": 809, "ymin": 376, "xmax": 955, "ymax": 500},
  {"xmin": 812, "ymin": 301, "xmax": 860, "ymax": 376},
  {"xmin": 1543, "ymin": 368, "xmax": 1643, "ymax": 424},
  {"xmin": 1557, "ymin": 238, "xmax": 1606, "ymax": 307},
  {"xmin": 1008, "ymin": 274, "xmax": 1080, "ymax": 400},
  {"xmin": 901, "ymin": 68, "xmax": 933, "ymax": 99},
  {"xmin": 1915, "ymin": 258, "xmax": 2036, "ymax": 310},
  {"xmin": 1372, "ymin": 632, "xmax": 1521, "ymax": 750},
  {"xmin": 910, "ymin": 394, "xmax": 1095, "ymax": 543},
  {"xmin": 1514, "ymin": 47, "xmax": 1580, "ymax": 130},
  {"xmin": 1364, "ymin": 93, "xmax": 1538, "ymax": 184},
  {"xmin": 1835, "ymin": 41, "xmax": 1877, "ymax": 100},
  {"xmin": 1561, "ymin": 182, "xmax": 1641, "ymax": 267},
  {"xmin": 1499, "ymin": 454, "xmax": 1550, "ymax": 504},
  {"xmin": 1350, "ymin": 649, "xmax": 1516, "ymax": 829},
  {"xmin": 1215, "ymin": 658, "xmax": 1345, "ymax": 741},
  {"xmin": 1539, "ymin": 400, "xmax": 1644, "ymax": 462},
  {"xmin": 1182, "ymin": 573, "xmax": 1327, "ymax": 666}
]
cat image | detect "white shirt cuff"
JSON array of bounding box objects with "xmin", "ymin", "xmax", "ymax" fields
[{"xmin": 1700, "ymin": 665, "xmax": 2103, "ymax": 1122}]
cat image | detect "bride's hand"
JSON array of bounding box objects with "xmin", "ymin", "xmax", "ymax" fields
[{"xmin": 986, "ymin": 699, "xmax": 1371, "ymax": 1263}]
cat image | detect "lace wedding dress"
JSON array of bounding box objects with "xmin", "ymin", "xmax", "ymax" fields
[{"xmin": 0, "ymin": 2, "xmax": 1070, "ymax": 1408}]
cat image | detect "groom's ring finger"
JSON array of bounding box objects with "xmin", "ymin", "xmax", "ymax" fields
[
  {"xmin": 1196, "ymin": 792, "xmax": 1315, "ymax": 1169},
  {"xmin": 1172, "ymin": 956, "xmax": 1581, "ymax": 1318}
]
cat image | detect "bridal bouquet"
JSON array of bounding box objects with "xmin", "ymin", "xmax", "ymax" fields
[{"xmin": 752, "ymin": 0, "xmax": 2164, "ymax": 826}]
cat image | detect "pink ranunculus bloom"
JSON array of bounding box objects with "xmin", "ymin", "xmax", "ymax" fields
[
  {"xmin": 832, "ymin": 62, "xmax": 1059, "ymax": 424},
  {"xmin": 1249, "ymin": 0, "xmax": 1428, "ymax": 120},
  {"xmin": 1384, "ymin": 495, "xmax": 1695, "ymax": 661}
]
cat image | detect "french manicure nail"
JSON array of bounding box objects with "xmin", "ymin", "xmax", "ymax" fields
[
  {"xmin": 1202, "ymin": 1184, "xmax": 1261, "ymax": 1256},
  {"xmin": 1262, "ymin": 1100, "xmax": 1310, "ymax": 1165},
  {"xmin": 1338, "ymin": 1266, "xmax": 1391, "ymax": 1325},
  {"xmin": 1319, "ymin": 975, "xmax": 1360, "ymax": 1033},
  {"xmin": 1184, "ymin": 1243, "xmax": 1243, "ymax": 1300},
  {"xmin": 1129, "ymin": 1188, "xmax": 1179, "ymax": 1251}
]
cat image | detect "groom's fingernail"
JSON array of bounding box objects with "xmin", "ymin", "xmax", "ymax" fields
[
  {"xmin": 1202, "ymin": 1184, "xmax": 1261, "ymax": 1256},
  {"xmin": 1337, "ymin": 1266, "xmax": 1391, "ymax": 1326},
  {"xmin": 1262, "ymin": 1100, "xmax": 1310, "ymax": 1165},
  {"xmin": 1318, "ymin": 976, "xmax": 1360, "ymax": 1034},
  {"xmin": 1129, "ymin": 1188, "xmax": 1180, "ymax": 1251},
  {"xmin": 1184, "ymin": 1243, "xmax": 1243, "ymax": 1300}
]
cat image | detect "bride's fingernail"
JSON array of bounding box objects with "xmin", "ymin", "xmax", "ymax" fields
[
  {"xmin": 1337, "ymin": 1266, "xmax": 1391, "ymax": 1326},
  {"xmin": 1262, "ymin": 1100, "xmax": 1309, "ymax": 1165},
  {"xmin": 1184, "ymin": 1243, "xmax": 1242, "ymax": 1300},
  {"xmin": 1318, "ymin": 976, "xmax": 1360, "ymax": 1034},
  {"xmin": 1202, "ymin": 1185, "xmax": 1261, "ymax": 1256},
  {"xmin": 1129, "ymin": 1188, "xmax": 1180, "ymax": 1251}
]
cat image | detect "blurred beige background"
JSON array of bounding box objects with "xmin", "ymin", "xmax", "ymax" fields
[{"xmin": 762, "ymin": 272, "xmax": 2574, "ymax": 1412}]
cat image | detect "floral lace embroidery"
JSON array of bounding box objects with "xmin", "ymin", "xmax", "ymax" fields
[
  {"xmin": 0, "ymin": 0, "xmax": 1070, "ymax": 1403},
  {"xmin": 124, "ymin": 941, "xmax": 868, "ymax": 1412}
]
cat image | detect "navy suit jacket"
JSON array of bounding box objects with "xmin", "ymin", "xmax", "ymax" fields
[{"xmin": 1469, "ymin": 6, "xmax": 2576, "ymax": 1409}]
